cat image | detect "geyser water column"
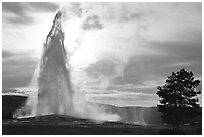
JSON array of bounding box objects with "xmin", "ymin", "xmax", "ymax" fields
[
  {"xmin": 36, "ymin": 10, "xmax": 73, "ymax": 115},
  {"xmin": 14, "ymin": 9, "xmax": 120, "ymax": 122}
]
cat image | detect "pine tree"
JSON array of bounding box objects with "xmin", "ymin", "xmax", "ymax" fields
[{"xmin": 156, "ymin": 68, "xmax": 201, "ymax": 130}]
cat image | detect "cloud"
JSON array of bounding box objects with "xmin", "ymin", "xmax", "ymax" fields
[
  {"xmin": 2, "ymin": 3, "xmax": 202, "ymax": 107},
  {"xmin": 85, "ymin": 59, "xmax": 117, "ymax": 78},
  {"xmin": 2, "ymin": 2, "xmax": 58, "ymax": 25},
  {"xmin": 2, "ymin": 2, "xmax": 58, "ymax": 14},
  {"xmin": 28, "ymin": 2, "xmax": 58, "ymax": 12},
  {"xmin": 2, "ymin": 3, "xmax": 33, "ymax": 25},
  {"xmin": 3, "ymin": 2, "xmax": 33, "ymax": 25},
  {"xmin": 68, "ymin": 2, "xmax": 83, "ymax": 17},
  {"xmin": 86, "ymin": 89, "xmax": 159, "ymax": 107},
  {"xmin": 2, "ymin": 50, "xmax": 13, "ymax": 58},
  {"xmin": 62, "ymin": 3, "xmax": 202, "ymax": 100},
  {"xmin": 5, "ymin": 14, "xmax": 34, "ymax": 25},
  {"xmin": 2, "ymin": 51, "xmax": 38, "ymax": 89},
  {"xmin": 119, "ymin": 13, "xmax": 143, "ymax": 22},
  {"xmin": 108, "ymin": 39, "xmax": 202, "ymax": 95},
  {"xmin": 82, "ymin": 15, "xmax": 103, "ymax": 30},
  {"xmin": 2, "ymin": 2, "xmax": 29, "ymax": 16}
]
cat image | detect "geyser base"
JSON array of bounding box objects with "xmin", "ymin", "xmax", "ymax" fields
[{"xmin": 3, "ymin": 114, "xmax": 159, "ymax": 135}]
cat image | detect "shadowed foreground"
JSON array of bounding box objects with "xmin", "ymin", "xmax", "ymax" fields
[{"xmin": 3, "ymin": 115, "xmax": 160, "ymax": 135}]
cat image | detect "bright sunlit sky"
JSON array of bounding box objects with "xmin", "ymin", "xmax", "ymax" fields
[{"xmin": 2, "ymin": 2, "xmax": 202, "ymax": 107}]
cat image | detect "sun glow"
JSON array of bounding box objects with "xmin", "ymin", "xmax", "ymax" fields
[{"xmin": 63, "ymin": 16, "xmax": 99, "ymax": 69}]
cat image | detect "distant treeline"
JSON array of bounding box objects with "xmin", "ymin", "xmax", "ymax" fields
[{"xmin": 2, "ymin": 95, "xmax": 27, "ymax": 119}]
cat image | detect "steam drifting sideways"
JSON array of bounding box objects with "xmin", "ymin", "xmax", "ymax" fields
[{"xmin": 14, "ymin": 10, "xmax": 121, "ymax": 122}]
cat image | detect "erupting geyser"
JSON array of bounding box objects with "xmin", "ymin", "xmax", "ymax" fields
[
  {"xmin": 14, "ymin": 10, "xmax": 121, "ymax": 122},
  {"xmin": 13, "ymin": 9, "xmax": 147, "ymax": 124},
  {"xmin": 37, "ymin": 11, "xmax": 73, "ymax": 115}
]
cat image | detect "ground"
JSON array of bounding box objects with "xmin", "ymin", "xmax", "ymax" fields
[
  {"xmin": 2, "ymin": 115, "xmax": 201, "ymax": 135},
  {"xmin": 3, "ymin": 115, "xmax": 160, "ymax": 135}
]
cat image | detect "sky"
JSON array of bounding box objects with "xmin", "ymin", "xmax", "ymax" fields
[{"xmin": 2, "ymin": 2, "xmax": 202, "ymax": 107}]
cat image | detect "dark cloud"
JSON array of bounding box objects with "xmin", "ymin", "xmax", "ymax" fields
[
  {"xmin": 107, "ymin": 85, "xmax": 157, "ymax": 95},
  {"xmin": 113, "ymin": 41, "xmax": 202, "ymax": 88},
  {"xmin": 85, "ymin": 59, "xmax": 116, "ymax": 78},
  {"xmin": 2, "ymin": 51, "xmax": 38, "ymax": 89},
  {"xmin": 2, "ymin": 50, "xmax": 37, "ymax": 59},
  {"xmin": 149, "ymin": 41, "xmax": 202, "ymax": 64},
  {"xmin": 5, "ymin": 15, "xmax": 34, "ymax": 25},
  {"xmin": 2, "ymin": 2, "xmax": 33, "ymax": 25},
  {"xmin": 3, "ymin": 74, "xmax": 33, "ymax": 89},
  {"xmin": 89, "ymin": 92, "xmax": 159, "ymax": 107},
  {"xmin": 2, "ymin": 2, "xmax": 29, "ymax": 16},
  {"xmin": 113, "ymin": 54, "xmax": 170, "ymax": 85},
  {"xmin": 84, "ymin": 39, "xmax": 201, "ymax": 94},
  {"xmin": 82, "ymin": 15, "xmax": 103, "ymax": 31},
  {"xmin": 2, "ymin": 2, "xmax": 58, "ymax": 15},
  {"xmin": 2, "ymin": 2, "xmax": 58, "ymax": 25},
  {"xmin": 28, "ymin": 2, "xmax": 58, "ymax": 12},
  {"xmin": 2, "ymin": 50, "xmax": 13, "ymax": 58},
  {"xmin": 120, "ymin": 13, "xmax": 144, "ymax": 22}
]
